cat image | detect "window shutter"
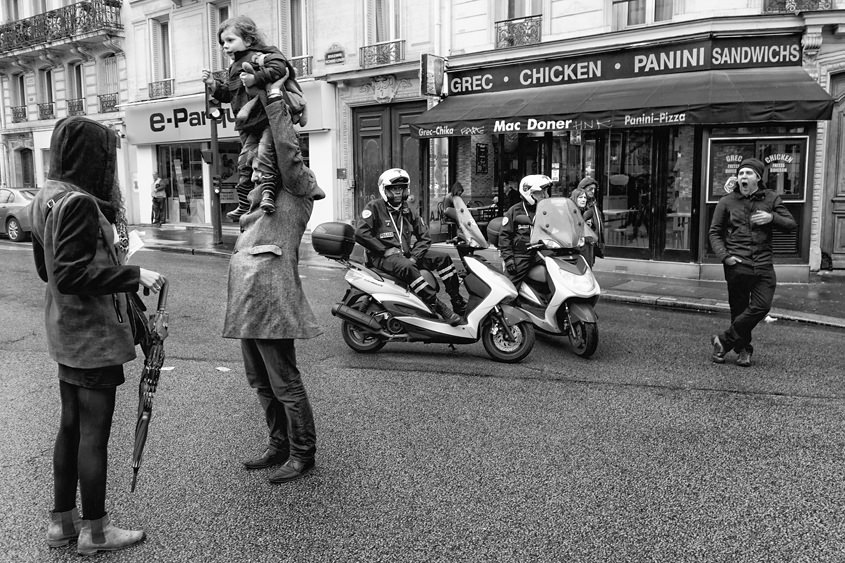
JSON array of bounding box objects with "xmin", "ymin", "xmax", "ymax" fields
[
  {"xmin": 279, "ymin": 0, "xmax": 290, "ymax": 54},
  {"xmin": 366, "ymin": 0, "xmax": 375, "ymax": 45},
  {"xmin": 102, "ymin": 55, "xmax": 118, "ymax": 94},
  {"xmin": 209, "ymin": 6, "xmax": 220, "ymax": 71},
  {"xmin": 151, "ymin": 19, "xmax": 162, "ymax": 81}
]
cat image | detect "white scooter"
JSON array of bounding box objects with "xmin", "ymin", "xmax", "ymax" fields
[
  {"xmin": 490, "ymin": 197, "xmax": 601, "ymax": 357},
  {"xmin": 311, "ymin": 201, "xmax": 536, "ymax": 363}
]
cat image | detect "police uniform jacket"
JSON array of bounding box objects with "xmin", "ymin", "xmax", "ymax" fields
[{"xmin": 355, "ymin": 199, "xmax": 431, "ymax": 262}]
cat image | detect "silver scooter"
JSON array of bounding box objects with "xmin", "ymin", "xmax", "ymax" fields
[
  {"xmin": 311, "ymin": 203, "xmax": 536, "ymax": 363},
  {"xmin": 492, "ymin": 197, "xmax": 601, "ymax": 357}
]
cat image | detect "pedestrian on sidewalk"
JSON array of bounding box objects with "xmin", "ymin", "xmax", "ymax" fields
[
  {"xmin": 708, "ymin": 157, "xmax": 797, "ymax": 367},
  {"xmin": 570, "ymin": 187, "xmax": 596, "ymax": 268},
  {"xmin": 222, "ymin": 77, "xmax": 323, "ymax": 484},
  {"xmin": 151, "ymin": 172, "xmax": 167, "ymax": 225},
  {"xmin": 578, "ymin": 176, "xmax": 605, "ymax": 262},
  {"xmin": 26, "ymin": 116, "xmax": 165, "ymax": 555}
]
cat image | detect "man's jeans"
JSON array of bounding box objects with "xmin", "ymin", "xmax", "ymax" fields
[{"xmin": 722, "ymin": 263, "xmax": 777, "ymax": 353}]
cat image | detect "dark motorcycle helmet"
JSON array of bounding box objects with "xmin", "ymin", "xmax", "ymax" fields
[{"xmin": 378, "ymin": 168, "xmax": 411, "ymax": 209}]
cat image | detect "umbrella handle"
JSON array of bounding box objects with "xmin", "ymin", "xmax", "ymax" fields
[{"xmin": 156, "ymin": 277, "xmax": 169, "ymax": 311}]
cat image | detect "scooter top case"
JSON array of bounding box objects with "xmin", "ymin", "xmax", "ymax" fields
[{"xmin": 312, "ymin": 221, "xmax": 356, "ymax": 260}]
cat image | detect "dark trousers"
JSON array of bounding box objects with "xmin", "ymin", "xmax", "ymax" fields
[
  {"xmin": 236, "ymin": 128, "xmax": 278, "ymax": 210},
  {"xmin": 374, "ymin": 249, "xmax": 458, "ymax": 303},
  {"xmin": 151, "ymin": 197, "xmax": 166, "ymax": 224},
  {"xmin": 240, "ymin": 338, "xmax": 316, "ymax": 461},
  {"xmin": 721, "ymin": 263, "xmax": 777, "ymax": 353}
]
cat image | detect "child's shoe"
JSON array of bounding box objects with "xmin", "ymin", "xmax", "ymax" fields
[
  {"xmin": 227, "ymin": 207, "xmax": 247, "ymax": 221},
  {"xmin": 260, "ymin": 190, "xmax": 276, "ymax": 214}
]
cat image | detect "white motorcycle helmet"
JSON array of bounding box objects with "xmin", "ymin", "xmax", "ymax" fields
[
  {"xmin": 378, "ymin": 168, "xmax": 411, "ymax": 209},
  {"xmin": 519, "ymin": 174, "xmax": 552, "ymax": 206}
]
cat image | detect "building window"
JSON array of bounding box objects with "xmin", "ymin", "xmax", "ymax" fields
[
  {"xmin": 7, "ymin": 0, "xmax": 19, "ymax": 20},
  {"xmin": 100, "ymin": 54, "xmax": 118, "ymax": 93},
  {"xmin": 151, "ymin": 18, "xmax": 171, "ymax": 81},
  {"xmin": 289, "ymin": 0, "xmax": 306, "ymax": 57},
  {"xmin": 499, "ymin": 0, "xmax": 542, "ymax": 19},
  {"xmin": 69, "ymin": 62, "xmax": 84, "ymax": 98},
  {"xmin": 370, "ymin": 0, "xmax": 399, "ymax": 43},
  {"xmin": 38, "ymin": 68, "xmax": 55, "ymax": 119},
  {"xmin": 208, "ymin": 3, "xmax": 230, "ymax": 72},
  {"xmin": 13, "ymin": 74, "xmax": 26, "ymax": 106},
  {"xmin": 612, "ymin": 0, "xmax": 677, "ymax": 30}
]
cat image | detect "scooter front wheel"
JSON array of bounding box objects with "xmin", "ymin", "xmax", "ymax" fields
[
  {"xmin": 481, "ymin": 319, "xmax": 535, "ymax": 363},
  {"xmin": 568, "ymin": 320, "xmax": 598, "ymax": 358}
]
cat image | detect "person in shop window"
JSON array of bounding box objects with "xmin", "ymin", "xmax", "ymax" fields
[
  {"xmin": 708, "ymin": 157, "xmax": 796, "ymax": 368},
  {"xmin": 151, "ymin": 172, "xmax": 166, "ymax": 225},
  {"xmin": 442, "ymin": 181, "xmax": 464, "ymax": 239}
]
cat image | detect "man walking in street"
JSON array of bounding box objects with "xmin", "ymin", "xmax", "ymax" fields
[{"xmin": 708, "ymin": 157, "xmax": 796, "ymax": 367}]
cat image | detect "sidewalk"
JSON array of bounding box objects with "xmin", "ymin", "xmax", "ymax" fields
[{"xmin": 133, "ymin": 223, "xmax": 845, "ymax": 329}]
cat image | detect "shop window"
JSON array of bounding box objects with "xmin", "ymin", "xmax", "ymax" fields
[{"xmin": 611, "ymin": 0, "xmax": 678, "ymax": 30}]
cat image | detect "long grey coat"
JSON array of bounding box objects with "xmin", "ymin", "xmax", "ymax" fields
[{"xmin": 222, "ymin": 97, "xmax": 322, "ymax": 340}]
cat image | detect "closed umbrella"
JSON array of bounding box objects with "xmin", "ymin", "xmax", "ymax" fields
[{"xmin": 131, "ymin": 279, "xmax": 169, "ymax": 492}]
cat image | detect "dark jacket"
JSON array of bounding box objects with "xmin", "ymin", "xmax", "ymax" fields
[
  {"xmin": 27, "ymin": 117, "xmax": 140, "ymax": 368},
  {"xmin": 708, "ymin": 187, "xmax": 797, "ymax": 267},
  {"xmin": 498, "ymin": 201, "xmax": 534, "ymax": 266},
  {"xmin": 210, "ymin": 45, "xmax": 287, "ymax": 133},
  {"xmin": 223, "ymin": 96, "xmax": 322, "ymax": 340},
  {"xmin": 355, "ymin": 199, "xmax": 431, "ymax": 262}
]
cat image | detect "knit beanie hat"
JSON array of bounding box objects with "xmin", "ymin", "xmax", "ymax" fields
[
  {"xmin": 577, "ymin": 177, "xmax": 597, "ymax": 190},
  {"xmin": 738, "ymin": 158, "xmax": 765, "ymax": 181}
]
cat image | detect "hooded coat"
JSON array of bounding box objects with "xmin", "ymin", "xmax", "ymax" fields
[
  {"xmin": 27, "ymin": 117, "xmax": 140, "ymax": 368},
  {"xmin": 222, "ymin": 95, "xmax": 322, "ymax": 340}
]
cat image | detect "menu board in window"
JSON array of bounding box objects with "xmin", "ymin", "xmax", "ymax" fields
[
  {"xmin": 705, "ymin": 138, "xmax": 756, "ymax": 203},
  {"xmin": 706, "ymin": 136, "xmax": 809, "ymax": 203}
]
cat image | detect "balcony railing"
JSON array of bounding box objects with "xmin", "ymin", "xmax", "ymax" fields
[
  {"xmin": 67, "ymin": 98, "xmax": 85, "ymax": 116},
  {"xmin": 495, "ymin": 15, "xmax": 542, "ymax": 48},
  {"xmin": 148, "ymin": 78, "xmax": 173, "ymax": 99},
  {"xmin": 38, "ymin": 102, "xmax": 55, "ymax": 119},
  {"xmin": 360, "ymin": 39, "xmax": 405, "ymax": 68},
  {"xmin": 11, "ymin": 105, "xmax": 27, "ymax": 122},
  {"xmin": 290, "ymin": 55, "xmax": 312, "ymax": 78},
  {"xmin": 0, "ymin": 0, "xmax": 122, "ymax": 53},
  {"xmin": 98, "ymin": 92, "xmax": 118, "ymax": 112},
  {"xmin": 763, "ymin": 0, "xmax": 832, "ymax": 11}
]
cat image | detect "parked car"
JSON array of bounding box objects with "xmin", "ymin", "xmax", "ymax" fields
[{"xmin": 0, "ymin": 187, "xmax": 38, "ymax": 242}]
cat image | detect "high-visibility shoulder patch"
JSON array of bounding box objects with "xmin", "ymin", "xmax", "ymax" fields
[
  {"xmin": 501, "ymin": 216, "xmax": 509, "ymax": 226},
  {"xmin": 362, "ymin": 209, "xmax": 372, "ymax": 219}
]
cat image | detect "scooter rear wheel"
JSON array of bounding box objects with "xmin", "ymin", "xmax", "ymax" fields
[
  {"xmin": 568, "ymin": 320, "xmax": 598, "ymax": 358},
  {"xmin": 340, "ymin": 296, "xmax": 387, "ymax": 353},
  {"xmin": 481, "ymin": 319, "xmax": 535, "ymax": 363}
]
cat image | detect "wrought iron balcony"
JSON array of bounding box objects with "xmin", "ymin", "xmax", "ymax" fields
[
  {"xmin": 0, "ymin": 0, "xmax": 122, "ymax": 53},
  {"xmin": 67, "ymin": 98, "xmax": 85, "ymax": 116},
  {"xmin": 763, "ymin": 0, "xmax": 832, "ymax": 11},
  {"xmin": 148, "ymin": 78, "xmax": 174, "ymax": 99},
  {"xmin": 495, "ymin": 15, "xmax": 542, "ymax": 49},
  {"xmin": 360, "ymin": 39, "xmax": 405, "ymax": 69},
  {"xmin": 290, "ymin": 55, "xmax": 312, "ymax": 77},
  {"xmin": 98, "ymin": 92, "xmax": 118, "ymax": 112},
  {"xmin": 11, "ymin": 105, "xmax": 27, "ymax": 122},
  {"xmin": 38, "ymin": 102, "xmax": 55, "ymax": 120}
]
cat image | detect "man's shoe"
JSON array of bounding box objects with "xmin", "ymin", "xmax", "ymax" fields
[
  {"xmin": 451, "ymin": 296, "xmax": 467, "ymax": 317},
  {"xmin": 736, "ymin": 349, "xmax": 753, "ymax": 367},
  {"xmin": 47, "ymin": 507, "xmax": 81, "ymax": 547},
  {"xmin": 242, "ymin": 448, "xmax": 289, "ymax": 470},
  {"xmin": 268, "ymin": 458, "xmax": 314, "ymax": 484},
  {"xmin": 433, "ymin": 298, "xmax": 461, "ymax": 326},
  {"xmin": 711, "ymin": 335, "xmax": 727, "ymax": 364}
]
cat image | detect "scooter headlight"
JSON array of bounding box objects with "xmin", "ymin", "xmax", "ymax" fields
[{"xmin": 543, "ymin": 238, "xmax": 562, "ymax": 249}]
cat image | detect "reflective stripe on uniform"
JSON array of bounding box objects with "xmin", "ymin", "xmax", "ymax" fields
[
  {"xmin": 410, "ymin": 276, "xmax": 428, "ymax": 293},
  {"xmin": 437, "ymin": 264, "xmax": 456, "ymax": 280}
]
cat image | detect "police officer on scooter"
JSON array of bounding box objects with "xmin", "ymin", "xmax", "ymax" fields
[
  {"xmin": 499, "ymin": 175, "xmax": 551, "ymax": 284},
  {"xmin": 355, "ymin": 168, "xmax": 465, "ymax": 326}
]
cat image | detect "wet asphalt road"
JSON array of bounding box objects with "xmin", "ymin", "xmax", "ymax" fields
[{"xmin": 2, "ymin": 243, "xmax": 845, "ymax": 562}]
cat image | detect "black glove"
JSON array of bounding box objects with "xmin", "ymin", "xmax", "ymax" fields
[
  {"xmin": 384, "ymin": 247, "xmax": 401, "ymax": 259},
  {"xmin": 505, "ymin": 260, "xmax": 517, "ymax": 275}
]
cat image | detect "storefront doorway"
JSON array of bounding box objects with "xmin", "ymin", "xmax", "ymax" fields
[{"xmin": 156, "ymin": 143, "xmax": 206, "ymax": 224}]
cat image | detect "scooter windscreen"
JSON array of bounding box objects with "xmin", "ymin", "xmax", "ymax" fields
[
  {"xmin": 530, "ymin": 197, "xmax": 595, "ymax": 249},
  {"xmin": 445, "ymin": 196, "xmax": 490, "ymax": 249}
]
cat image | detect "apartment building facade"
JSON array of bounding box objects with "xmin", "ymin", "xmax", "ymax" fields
[{"xmin": 2, "ymin": 1, "xmax": 843, "ymax": 278}]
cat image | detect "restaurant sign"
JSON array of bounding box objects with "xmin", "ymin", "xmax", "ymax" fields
[{"xmin": 447, "ymin": 35, "xmax": 801, "ymax": 95}]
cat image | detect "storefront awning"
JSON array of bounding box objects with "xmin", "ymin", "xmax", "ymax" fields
[{"xmin": 409, "ymin": 68, "xmax": 834, "ymax": 138}]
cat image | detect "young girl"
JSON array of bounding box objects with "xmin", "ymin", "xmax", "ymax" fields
[{"xmin": 202, "ymin": 16, "xmax": 293, "ymax": 218}]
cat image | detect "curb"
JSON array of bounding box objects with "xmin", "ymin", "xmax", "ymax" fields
[{"xmin": 142, "ymin": 242, "xmax": 845, "ymax": 330}]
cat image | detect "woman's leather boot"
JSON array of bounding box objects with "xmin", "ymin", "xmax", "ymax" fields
[
  {"xmin": 76, "ymin": 515, "xmax": 146, "ymax": 556},
  {"xmin": 46, "ymin": 507, "xmax": 81, "ymax": 547}
]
